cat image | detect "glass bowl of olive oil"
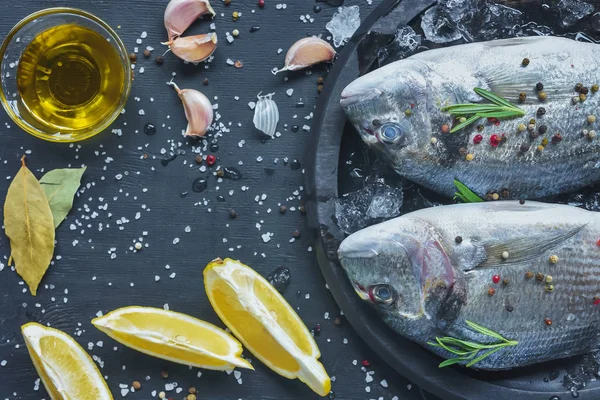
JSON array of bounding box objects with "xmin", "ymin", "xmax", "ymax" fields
[{"xmin": 0, "ymin": 8, "xmax": 132, "ymax": 142}]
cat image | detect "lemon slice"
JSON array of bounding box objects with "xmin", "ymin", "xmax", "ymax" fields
[
  {"xmin": 204, "ymin": 258, "xmax": 331, "ymax": 397},
  {"xmin": 21, "ymin": 322, "xmax": 113, "ymax": 400},
  {"xmin": 92, "ymin": 306, "xmax": 253, "ymax": 371}
]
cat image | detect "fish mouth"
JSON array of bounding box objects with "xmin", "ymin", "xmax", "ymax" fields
[{"xmin": 340, "ymin": 87, "xmax": 383, "ymax": 108}]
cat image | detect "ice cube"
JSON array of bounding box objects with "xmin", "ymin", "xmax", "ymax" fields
[
  {"xmin": 326, "ymin": 6, "xmax": 361, "ymax": 48},
  {"xmin": 420, "ymin": 6, "xmax": 462, "ymax": 44},
  {"xmin": 556, "ymin": 0, "xmax": 594, "ymax": 27},
  {"xmin": 378, "ymin": 26, "xmax": 422, "ymax": 65}
]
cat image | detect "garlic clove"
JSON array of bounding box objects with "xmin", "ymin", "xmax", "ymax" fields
[
  {"xmin": 275, "ymin": 37, "xmax": 336, "ymax": 74},
  {"xmin": 167, "ymin": 80, "xmax": 214, "ymax": 137},
  {"xmin": 164, "ymin": 33, "xmax": 218, "ymax": 63},
  {"xmin": 253, "ymin": 93, "xmax": 279, "ymax": 138},
  {"xmin": 164, "ymin": 0, "xmax": 216, "ymax": 41}
]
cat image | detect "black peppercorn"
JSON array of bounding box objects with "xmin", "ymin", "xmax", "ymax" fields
[
  {"xmin": 536, "ymin": 107, "xmax": 546, "ymax": 117},
  {"xmin": 522, "ymin": 58, "xmax": 530, "ymax": 66},
  {"xmin": 538, "ymin": 125, "xmax": 548, "ymax": 135},
  {"xmin": 581, "ymin": 86, "xmax": 589, "ymax": 95},
  {"xmin": 280, "ymin": 205, "xmax": 287, "ymax": 214},
  {"xmin": 576, "ymin": 83, "xmax": 583, "ymax": 92},
  {"xmin": 455, "ymin": 236, "xmax": 463, "ymax": 244},
  {"xmin": 292, "ymin": 230, "xmax": 301, "ymax": 238},
  {"xmin": 143, "ymin": 49, "xmax": 151, "ymax": 58},
  {"xmin": 535, "ymin": 82, "xmax": 544, "ymax": 91},
  {"xmin": 155, "ymin": 55, "xmax": 164, "ymax": 64},
  {"xmin": 229, "ymin": 209, "xmax": 238, "ymax": 219},
  {"xmin": 129, "ymin": 52, "xmax": 137, "ymax": 62}
]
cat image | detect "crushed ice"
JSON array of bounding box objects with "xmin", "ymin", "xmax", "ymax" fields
[{"xmin": 326, "ymin": 5, "xmax": 361, "ymax": 48}]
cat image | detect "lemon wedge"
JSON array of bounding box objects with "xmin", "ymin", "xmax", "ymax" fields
[
  {"xmin": 21, "ymin": 322, "xmax": 113, "ymax": 400},
  {"xmin": 204, "ymin": 258, "xmax": 331, "ymax": 397},
  {"xmin": 92, "ymin": 306, "xmax": 253, "ymax": 371}
]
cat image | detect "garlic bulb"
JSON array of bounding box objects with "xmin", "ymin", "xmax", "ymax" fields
[
  {"xmin": 164, "ymin": 33, "xmax": 218, "ymax": 63},
  {"xmin": 275, "ymin": 37, "xmax": 336, "ymax": 74},
  {"xmin": 253, "ymin": 93, "xmax": 279, "ymax": 138},
  {"xmin": 164, "ymin": 0, "xmax": 215, "ymax": 41},
  {"xmin": 167, "ymin": 80, "xmax": 213, "ymax": 137}
]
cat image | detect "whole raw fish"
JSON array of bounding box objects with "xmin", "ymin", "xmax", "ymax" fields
[
  {"xmin": 340, "ymin": 36, "xmax": 600, "ymax": 199},
  {"xmin": 338, "ymin": 201, "xmax": 600, "ymax": 369}
]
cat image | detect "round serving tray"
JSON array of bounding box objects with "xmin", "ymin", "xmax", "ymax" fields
[{"xmin": 305, "ymin": 0, "xmax": 600, "ymax": 399}]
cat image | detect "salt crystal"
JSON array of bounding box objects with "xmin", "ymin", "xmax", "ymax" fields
[{"xmin": 326, "ymin": 6, "xmax": 361, "ymax": 47}]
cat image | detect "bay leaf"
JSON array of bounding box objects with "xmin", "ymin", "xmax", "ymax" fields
[
  {"xmin": 4, "ymin": 157, "xmax": 55, "ymax": 296},
  {"xmin": 39, "ymin": 167, "xmax": 86, "ymax": 228}
]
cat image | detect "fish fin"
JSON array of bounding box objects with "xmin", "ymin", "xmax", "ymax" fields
[
  {"xmin": 477, "ymin": 66, "xmax": 575, "ymax": 104},
  {"xmin": 477, "ymin": 224, "xmax": 586, "ymax": 268}
]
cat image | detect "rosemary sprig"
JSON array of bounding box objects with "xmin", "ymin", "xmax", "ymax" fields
[
  {"xmin": 427, "ymin": 320, "xmax": 518, "ymax": 368},
  {"xmin": 453, "ymin": 179, "xmax": 483, "ymax": 203},
  {"xmin": 442, "ymin": 88, "xmax": 525, "ymax": 133}
]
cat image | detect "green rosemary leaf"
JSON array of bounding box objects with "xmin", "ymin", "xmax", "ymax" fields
[
  {"xmin": 453, "ymin": 180, "xmax": 483, "ymax": 203},
  {"xmin": 438, "ymin": 337, "xmax": 489, "ymax": 351},
  {"xmin": 443, "ymin": 104, "xmax": 502, "ymax": 114},
  {"xmin": 474, "ymin": 87, "xmax": 516, "ymax": 109},
  {"xmin": 434, "ymin": 337, "xmax": 476, "ymax": 356},
  {"xmin": 476, "ymin": 110, "xmax": 526, "ymax": 118},
  {"xmin": 466, "ymin": 320, "xmax": 506, "ymax": 342},
  {"xmin": 449, "ymin": 115, "xmax": 480, "ymax": 133},
  {"xmin": 465, "ymin": 346, "xmax": 504, "ymax": 368},
  {"xmin": 439, "ymin": 358, "xmax": 470, "ymax": 368}
]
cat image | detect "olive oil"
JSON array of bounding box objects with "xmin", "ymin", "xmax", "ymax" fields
[{"xmin": 16, "ymin": 24, "xmax": 125, "ymax": 137}]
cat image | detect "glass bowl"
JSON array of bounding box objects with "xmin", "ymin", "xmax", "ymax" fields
[{"xmin": 0, "ymin": 8, "xmax": 131, "ymax": 143}]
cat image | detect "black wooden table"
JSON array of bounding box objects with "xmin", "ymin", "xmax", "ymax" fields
[{"xmin": 0, "ymin": 1, "xmax": 425, "ymax": 399}]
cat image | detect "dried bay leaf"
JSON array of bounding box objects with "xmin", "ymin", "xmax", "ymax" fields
[
  {"xmin": 4, "ymin": 157, "xmax": 55, "ymax": 295},
  {"xmin": 40, "ymin": 167, "xmax": 86, "ymax": 228}
]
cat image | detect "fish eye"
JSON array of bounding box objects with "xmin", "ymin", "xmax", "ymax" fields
[
  {"xmin": 372, "ymin": 284, "xmax": 395, "ymax": 305},
  {"xmin": 379, "ymin": 124, "xmax": 403, "ymax": 143}
]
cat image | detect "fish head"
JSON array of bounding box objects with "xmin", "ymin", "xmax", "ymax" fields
[
  {"xmin": 338, "ymin": 217, "xmax": 456, "ymax": 337},
  {"xmin": 340, "ymin": 60, "xmax": 430, "ymax": 168}
]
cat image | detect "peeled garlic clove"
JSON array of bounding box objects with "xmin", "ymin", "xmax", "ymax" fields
[
  {"xmin": 164, "ymin": 0, "xmax": 215, "ymax": 40},
  {"xmin": 164, "ymin": 33, "xmax": 218, "ymax": 63},
  {"xmin": 275, "ymin": 37, "xmax": 336, "ymax": 74},
  {"xmin": 253, "ymin": 93, "xmax": 279, "ymax": 138},
  {"xmin": 167, "ymin": 81, "xmax": 213, "ymax": 137}
]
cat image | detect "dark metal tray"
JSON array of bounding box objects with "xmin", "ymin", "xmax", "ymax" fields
[{"xmin": 305, "ymin": 0, "xmax": 600, "ymax": 399}]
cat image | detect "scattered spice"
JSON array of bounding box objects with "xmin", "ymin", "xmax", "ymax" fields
[
  {"xmin": 525, "ymin": 271, "xmax": 534, "ymax": 279},
  {"xmin": 541, "ymin": 137, "xmax": 548, "ymax": 146},
  {"xmin": 143, "ymin": 49, "xmax": 151, "ymax": 58},
  {"xmin": 545, "ymin": 285, "xmax": 554, "ymax": 292},
  {"xmin": 492, "ymin": 193, "xmax": 500, "ymax": 201},
  {"xmin": 528, "ymin": 124, "xmax": 535, "ymax": 132},
  {"xmin": 519, "ymin": 199, "xmax": 526, "ymax": 205},
  {"xmin": 575, "ymin": 83, "xmax": 584, "ymax": 92},
  {"xmin": 459, "ymin": 147, "xmax": 468, "ymax": 156},
  {"xmin": 506, "ymin": 305, "xmax": 514, "ymax": 312},
  {"xmin": 161, "ymin": 369, "xmax": 169, "ymax": 379},
  {"xmin": 588, "ymin": 115, "xmax": 596, "ymax": 124},
  {"xmin": 535, "ymin": 82, "xmax": 544, "ymax": 91},
  {"xmin": 593, "ymin": 84, "xmax": 599, "ymax": 93},
  {"xmin": 518, "ymin": 92, "xmax": 526, "ymax": 102},
  {"xmin": 517, "ymin": 123, "xmax": 526, "ymax": 132},
  {"xmin": 544, "ymin": 318, "xmax": 552, "ymax": 326},
  {"xmin": 492, "ymin": 275, "xmax": 500, "ymax": 284},
  {"xmin": 473, "ymin": 134, "xmax": 483, "ymax": 144},
  {"xmin": 538, "ymin": 91, "xmax": 547, "ymax": 101},
  {"xmin": 299, "ymin": 205, "xmax": 306, "ymax": 214},
  {"xmin": 129, "ymin": 52, "xmax": 137, "ymax": 62},
  {"xmin": 501, "ymin": 250, "xmax": 509, "ymax": 259},
  {"xmin": 501, "ymin": 188, "xmax": 510, "ymax": 198},
  {"xmin": 187, "ymin": 395, "xmax": 197, "ymax": 400},
  {"xmin": 232, "ymin": 11, "xmax": 239, "ymax": 20},
  {"xmin": 549, "ymin": 255, "xmax": 559, "ymax": 264},
  {"xmin": 229, "ymin": 209, "xmax": 238, "ymax": 219},
  {"xmin": 490, "ymin": 134, "xmax": 500, "ymax": 147},
  {"xmin": 521, "ymin": 58, "xmax": 530, "ymax": 66},
  {"xmin": 317, "ymin": 85, "xmax": 324, "ymax": 93},
  {"xmin": 430, "ymin": 137, "xmax": 438, "ymax": 144},
  {"xmin": 206, "ymin": 155, "xmax": 216, "ymax": 166},
  {"xmin": 279, "ymin": 205, "xmax": 287, "ymax": 214},
  {"xmin": 580, "ymin": 93, "xmax": 587, "ymax": 102},
  {"xmin": 232, "ymin": 29, "xmax": 240, "ymax": 37},
  {"xmin": 581, "ymin": 87, "xmax": 589, "ymax": 95},
  {"xmin": 502, "ymin": 278, "xmax": 510, "ymax": 286},
  {"xmin": 189, "ymin": 387, "xmax": 197, "ymax": 394},
  {"xmin": 405, "ymin": 109, "xmax": 412, "ymax": 117},
  {"xmin": 520, "ymin": 143, "xmax": 530, "ymax": 153},
  {"xmin": 258, "ymin": 0, "xmax": 265, "ymax": 7},
  {"xmin": 538, "ymin": 125, "xmax": 548, "ymax": 135},
  {"xmin": 572, "ymin": 96, "xmax": 580, "ymax": 105},
  {"xmin": 132, "ymin": 381, "xmax": 141, "ymax": 390},
  {"xmin": 135, "ymin": 242, "xmax": 142, "ymax": 251},
  {"xmin": 465, "ymin": 153, "xmax": 474, "ymax": 162},
  {"xmin": 545, "ymin": 275, "xmax": 553, "ymax": 283},
  {"xmin": 225, "ymin": 0, "xmax": 231, "ymax": 5},
  {"xmin": 234, "ymin": 60, "xmax": 243, "ymax": 68},
  {"xmin": 458, "ymin": 116, "xmax": 467, "ymax": 123},
  {"xmin": 536, "ymin": 107, "xmax": 546, "ymax": 117},
  {"xmin": 317, "ymin": 77, "xmax": 324, "ymax": 85},
  {"xmin": 536, "ymin": 273, "xmax": 545, "ymax": 282},
  {"xmin": 362, "ymin": 360, "xmax": 371, "ymax": 367},
  {"xmin": 441, "ymin": 124, "xmax": 450, "ymax": 133},
  {"xmin": 589, "ymin": 130, "xmax": 597, "ymax": 139},
  {"xmin": 594, "ymin": 296, "xmax": 600, "ymax": 305},
  {"xmin": 155, "ymin": 55, "xmax": 164, "ymax": 64},
  {"xmin": 203, "ymin": 78, "xmax": 209, "ymax": 85},
  {"xmin": 292, "ymin": 230, "xmax": 301, "ymax": 238},
  {"xmin": 477, "ymin": 124, "xmax": 485, "ymax": 132},
  {"xmin": 551, "ymin": 134, "xmax": 562, "ymax": 144},
  {"xmin": 334, "ymin": 317, "xmax": 342, "ymax": 326},
  {"xmin": 195, "ymin": 155, "xmax": 203, "ymax": 164},
  {"xmin": 455, "ymin": 236, "xmax": 463, "ymax": 244},
  {"xmin": 488, "ymin": 287, "xmax": 496, "ymax": 296},
  {"xmin": 537, "ymin": 145, "xmax": 545, "ymax": 152}
]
